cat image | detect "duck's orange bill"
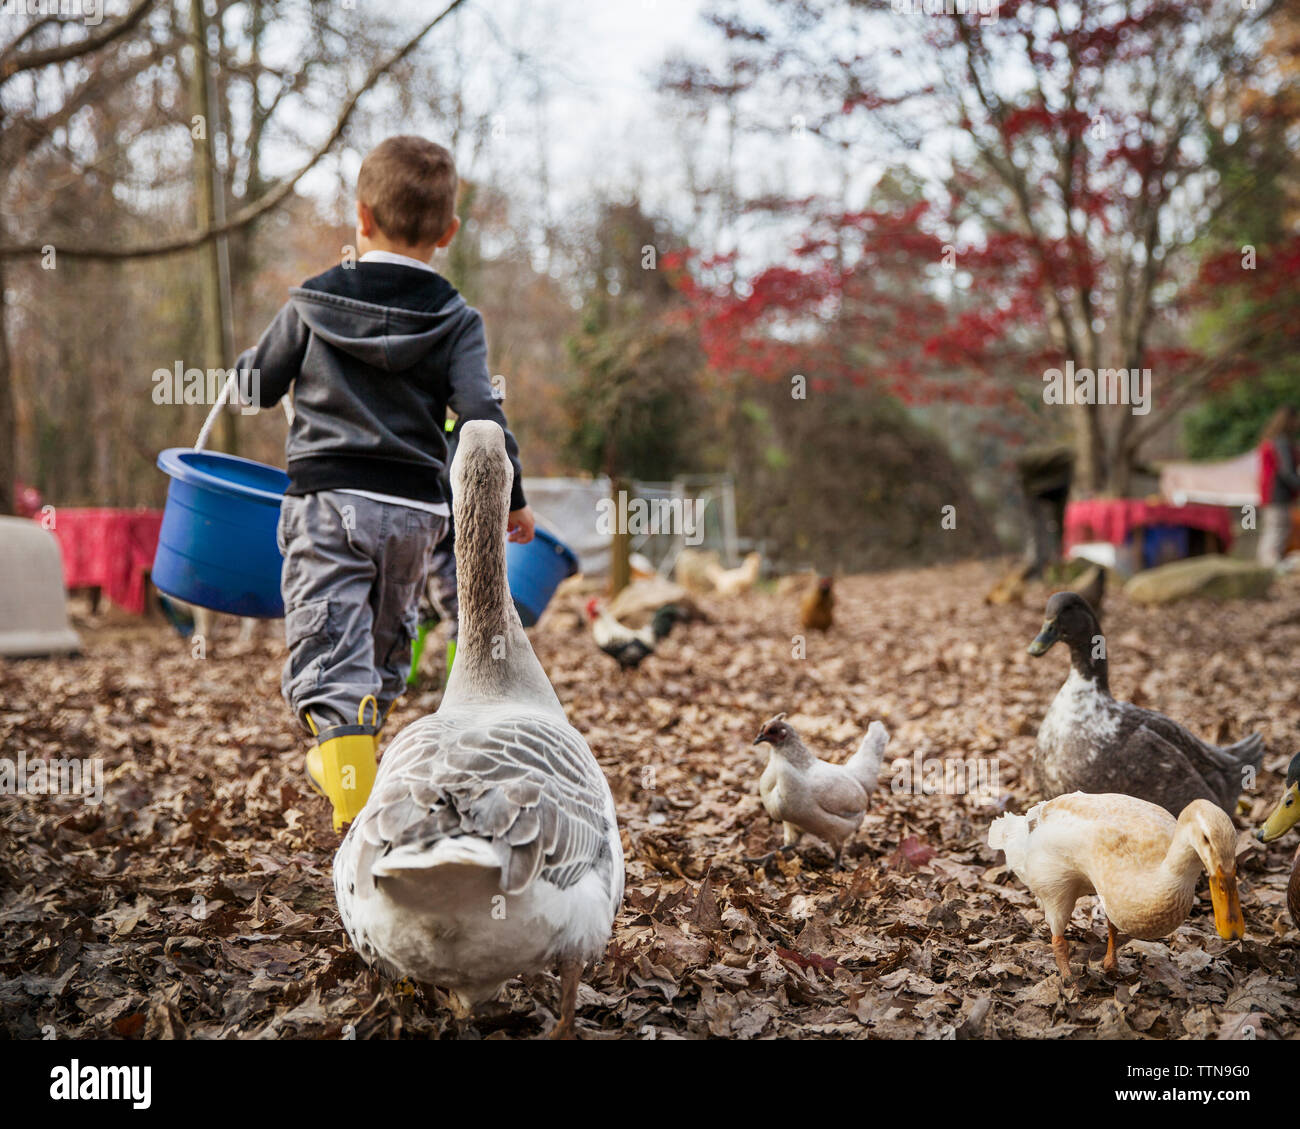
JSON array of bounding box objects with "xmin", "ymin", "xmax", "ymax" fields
[{"xmin": 1210, "ymin": 869, "xmax": 1244, "ymax": 941}]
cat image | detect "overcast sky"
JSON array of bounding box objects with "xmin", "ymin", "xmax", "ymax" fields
[
  {"xmin": 290, "ymin": 0, "xmax": 712, "ymax": 224},
  {"xmin": 275, "ymin": 0, "xmax": 884, "ymax": 271}
]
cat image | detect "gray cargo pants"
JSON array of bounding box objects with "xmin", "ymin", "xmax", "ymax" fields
[
  {"xmin": 278, "ymin": 490, "xmax": 447, "ymax": 731},
  {"xmin": 419, "ymin": 524, "xmax": 459, "ymax": 641}
]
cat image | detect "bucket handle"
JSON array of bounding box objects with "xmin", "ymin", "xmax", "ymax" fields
[{"xmin": 194, "ymin": 370, "xmax": 295, "ymax": 451}]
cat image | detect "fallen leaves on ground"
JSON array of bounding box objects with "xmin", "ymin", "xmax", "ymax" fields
[{"xmin": 2, "ymin": 560, "xmax": 1299, "ymax": 1039}]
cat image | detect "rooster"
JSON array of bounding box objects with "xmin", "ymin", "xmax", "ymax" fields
[
  {"xmin": 585, "ymin": 599, "xmax": 681, "ymax": 671},
  {"xmin": 799, "ymin": 575, "xmax": 834, "ymax": 632}
]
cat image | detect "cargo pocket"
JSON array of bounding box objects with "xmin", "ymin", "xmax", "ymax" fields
[
  {"xmin": 281, "ymin": 597, "xmax": 332, "ymax": 703},
  {"xmin": 276, "ymin": 506, "xmax": 290, "ymax": 557}
]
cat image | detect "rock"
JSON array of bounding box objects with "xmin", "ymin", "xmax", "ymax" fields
[
  {"xmin": 1123, "ymin": 555, "xmax": 1273, "ymax": 605},
  {"xmin": 1067, "ymin": 563, "xmax": 1106, "ymax": 615}
]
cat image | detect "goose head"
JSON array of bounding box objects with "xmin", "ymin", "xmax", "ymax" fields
[
  {"xmin": 451, "ymin": 420, "xmax": 512, "ymax": 517},
  {"xmin": 1177, "ymin": 799, "xmax": 1244, "ymax": 941}
]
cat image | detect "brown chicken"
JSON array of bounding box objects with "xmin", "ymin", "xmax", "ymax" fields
[{"xmin": 799, "ymin": 575, "xmax": 834, "ymax": 632}]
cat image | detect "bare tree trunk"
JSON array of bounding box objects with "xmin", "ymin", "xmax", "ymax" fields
[
  {"xmin": 189, "ymin": 0, "xmax": 233, "ymax": 453},
  {"xmin": 0, "ymin": 256, "xmax": 14, "ymax": 514},
  {"xmin": 1110, "ymin": 409, "xmax": 1135, "ymax": 498},
  {"xmin": 609, "ymin": 476, "xmax": 631, "ymax": 597},
  {"xmin": 92, "ymin": 357, "xmax": 113, "ymax": 506},
  {"xmin": 1071, "ymin": 402, "xmax": 1106, "ymax": 498}
]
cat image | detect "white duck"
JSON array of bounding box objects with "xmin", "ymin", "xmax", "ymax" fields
[
  {"xmin": 989, "ymin": 792, "xmax": 1244, "ymax": 981},
  {"xmin": 333, "ymin": 421, "xmax": 624, "ymax": 1037}
]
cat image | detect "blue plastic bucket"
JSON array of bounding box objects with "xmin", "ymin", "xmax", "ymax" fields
[
  {"xmin": 153, "ymin": 448, "xmax": 288, "ymax": 618},
  {"xmin": 506, "ymin": 527, "xmax": 579, "ymax": 627},
  {"xmin": 154, "ymin": 445, "xmax": 579, "ymax": 625}
]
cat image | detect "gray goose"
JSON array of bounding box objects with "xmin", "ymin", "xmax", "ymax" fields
[{"xmin": 333, "ymin": 421, "xmax": 623, "ymax": 1037}]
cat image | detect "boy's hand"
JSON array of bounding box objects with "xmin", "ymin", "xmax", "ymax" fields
[{"xmin": 507, "ymin": 506, "xmax": 536, "ymax": 544}]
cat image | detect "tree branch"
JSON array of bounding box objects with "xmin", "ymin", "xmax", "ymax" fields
[
  {"xmin": 9, "ymin": 35, "xmax": 178, "ymax": 165},
  {"xmin": 1124, "ymin": 326, "xmax": 1268, "ymax": 454},
  {"xmin": 0, "ymin": 0, "xmax": 156, "ymax": 79},
  {"xmin": 0, "ymin": 0, "xmax": 469, "ymax": 261}
]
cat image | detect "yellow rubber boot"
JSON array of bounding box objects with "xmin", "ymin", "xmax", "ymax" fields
[{"xmin": 304, "ymin": 697, "xmax": 380, "ymax": 831}]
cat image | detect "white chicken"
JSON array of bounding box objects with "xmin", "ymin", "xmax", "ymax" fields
[
  {"xmin": 584, "ymin": 598, "xmax": 680, "ymax": 671},
  {"xmin": 748, "ymin": 713, "xmax": 890, "ymax": 867}
]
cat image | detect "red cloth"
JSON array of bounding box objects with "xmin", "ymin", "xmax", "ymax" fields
[
  {"xmin": 41, "ymin": 508, "xmax": 163, "ymax": 615},
  {"xmin": 1064, "ymin": 498, "xmax": 1234, "ymax": 553},
  {"xmin": 1260, "ymin": 441, "xmax": 1278, "ymax": 505}
]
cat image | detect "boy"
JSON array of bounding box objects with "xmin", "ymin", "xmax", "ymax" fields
[
  {"xmin": 234, "ymin": 136, "xmax": 534, "ymax": 830},
  {"xmin": 408, "ymin": 417, "xmax": 461, "ymax": 687}
]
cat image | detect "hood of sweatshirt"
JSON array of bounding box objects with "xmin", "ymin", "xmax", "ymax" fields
[{"xmin": 288, "ymin": 270, "xmax": 466, "ymax": 373}]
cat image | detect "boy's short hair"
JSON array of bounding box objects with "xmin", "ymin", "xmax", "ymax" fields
[{"xmin": 357, "ymin": 136, "xmax": 458, "ymax": 247}]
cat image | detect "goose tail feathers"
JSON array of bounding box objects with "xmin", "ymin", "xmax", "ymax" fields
[
  {"xmin": 988, "ymin": 803, "xmax": 1042, "ymax": 885},
  {"xmin": 370, "ymin": 835, "xmax": 501, "ymax": 879}
]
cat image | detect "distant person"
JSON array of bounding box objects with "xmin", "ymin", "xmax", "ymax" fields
[
  {"xmin": 1258, "ymin": 405, "xmax": 1300, "ymax": 567},
  {"xmin": 234, "ymin": 135, "xmax": 535, "ymax": 830}
]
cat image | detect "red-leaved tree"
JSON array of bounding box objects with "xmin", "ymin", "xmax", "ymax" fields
[{"xmin": 663, "ymin": 0, "xmax": 1300, "ymax": 497}]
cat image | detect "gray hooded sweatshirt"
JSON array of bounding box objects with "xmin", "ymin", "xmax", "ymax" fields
[{"xmin": 235, "ymin": 262, "xmax": 525, "ymax": 510}]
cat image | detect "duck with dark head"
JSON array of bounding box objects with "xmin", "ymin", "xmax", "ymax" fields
[
  {"xmin": 1027, "ymin": 591, "xmax": 1263, "ymax": 817},
  {"xmin": 1255, "ymin": 751, "xmax": 1300, "ymax": 930}
]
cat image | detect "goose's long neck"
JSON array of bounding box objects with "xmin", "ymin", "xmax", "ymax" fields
[{"xmin": 444, "ymin": 474, "xmax": 561, "ymax": 713}]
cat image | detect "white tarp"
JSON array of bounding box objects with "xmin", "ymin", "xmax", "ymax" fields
[
  {"xmin": 522, "ymin": 477, "xmax": 615, "ymax": 577},
  {"xmin": 521, "ymin": 475, "xmax": 738, "ymax": 578},
  {"xmin": 0, "ymin": 518, "xmax": 80, "ymax": 656},
  {"xmin": 1159, "ymin": 452, "xmax": 1260, "ymax": 507}
]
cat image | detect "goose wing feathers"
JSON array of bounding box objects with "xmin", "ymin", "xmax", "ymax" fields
[{"xmin": 351, "ymin": 711, "xmax": 616, "ymax": 898}]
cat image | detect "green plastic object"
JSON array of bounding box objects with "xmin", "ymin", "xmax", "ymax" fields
[
  {"xmin": 407, "ymin": 624, "xmax": 456, "ymax": 688},
  {"xmin": 407, "ymin": 621, "xmax": 430, "ymax": 688}
]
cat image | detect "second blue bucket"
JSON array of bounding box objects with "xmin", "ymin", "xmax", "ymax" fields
[
  {"xmin": 506, "ymin": 527, "xmax": 579, "ymax": 627},
  {"xmin": 154, "ymin": 448, "xmax": 288, "ymax": 618}
]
